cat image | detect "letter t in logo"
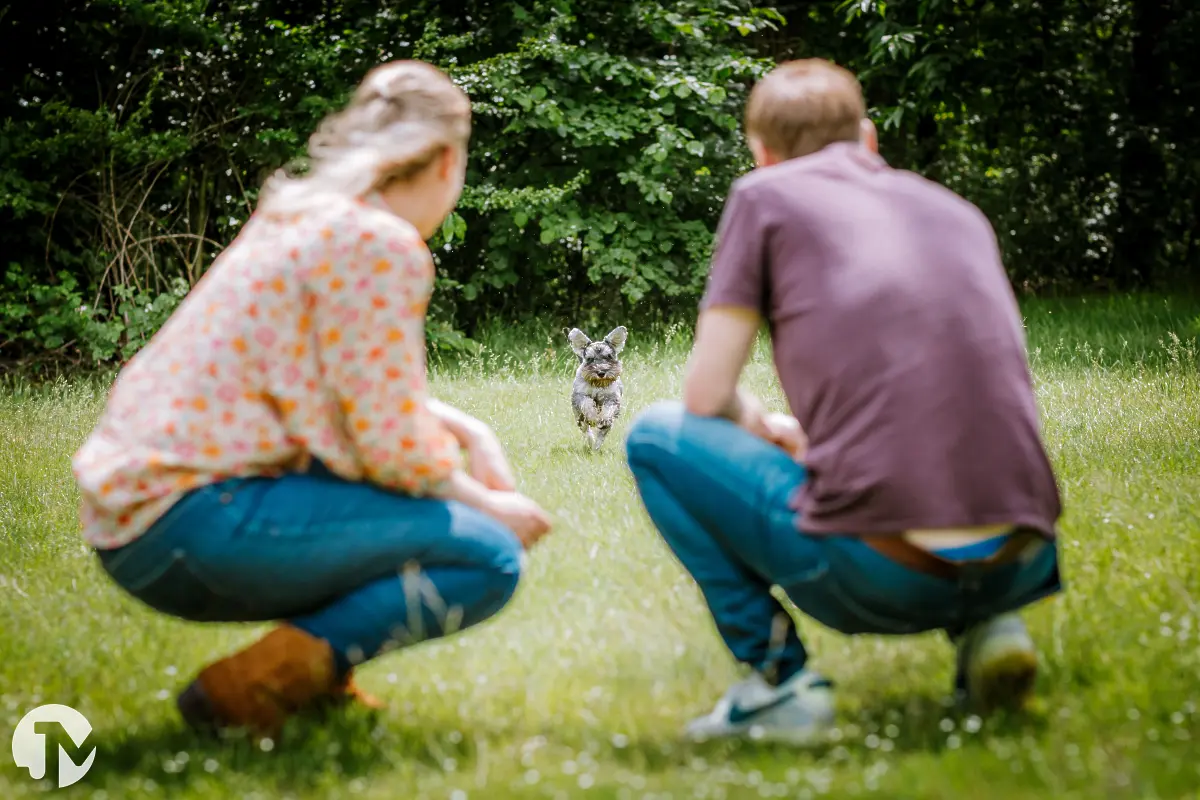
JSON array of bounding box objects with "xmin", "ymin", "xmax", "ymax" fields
[{"xmin": 11, "ymin": 704, "xmax": 97, "ymax": 788}]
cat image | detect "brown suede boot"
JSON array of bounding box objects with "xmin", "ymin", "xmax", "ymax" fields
[{"xmin": 176, "ymin": 625, "xmax": 339, "ymax": 738}]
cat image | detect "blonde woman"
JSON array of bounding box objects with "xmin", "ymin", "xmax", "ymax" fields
[{"xmin": 73, "ymin": 61, "xmax": 552, "ymax": 738}]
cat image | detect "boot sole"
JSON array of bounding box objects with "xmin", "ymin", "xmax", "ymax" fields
[
  {"xmin": 177, "ymin": 681, "xmax": 222, "ymax": 732},
  {"xmin": 968, "ymin": 641, "xmax": 1038, "ymax": 711}
]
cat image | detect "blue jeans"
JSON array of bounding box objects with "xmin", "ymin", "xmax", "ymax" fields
[
  {"xmin": 96, "ymin": 462, "xmax": 523, "ymax": 673},
  {"xmin": 625, "ymin": 402, "xmax": 1063, "ymax": 680}
]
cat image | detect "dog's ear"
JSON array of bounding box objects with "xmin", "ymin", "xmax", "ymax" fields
[
  {"xmin": 604, "ymin": 326, "xmax": 628, "ymax": 354},
  {"xmin": 567, "ymin": 328, "xmax": 592, "ymax": 359}
]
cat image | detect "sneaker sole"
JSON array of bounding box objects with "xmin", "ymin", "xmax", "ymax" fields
[
  {"xmin": 686, "ymin": 724, "xmax": 831, "ymax": 747},
  {"xmin": 685, "ymin": 704, "xmax": 836, "ymax": 747},
  {"xmin": 968, "ymin": 639, "xmax": 1038, "ymax": 711}
]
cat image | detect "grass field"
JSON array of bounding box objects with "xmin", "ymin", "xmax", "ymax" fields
[{"xmin": 3, "ymin": 294, "xmax": 1200, "ymax": 799}]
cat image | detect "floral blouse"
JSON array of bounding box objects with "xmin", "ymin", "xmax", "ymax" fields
[{"xmin": 72, "ymin": 195, "xmax": 462, "ymax": 549}]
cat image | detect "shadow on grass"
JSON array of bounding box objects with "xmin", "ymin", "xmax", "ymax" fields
[
  {"xmin": 834, "ymin": 692, "xmax": 1051, "ymax": 754},
  {"xmin": 77, "ymin": 706, "xmax": 480, "ymax": 793},
  {"xmin": 546, "ymin": 442, "xmax": 625, "ymax": 457},
  {"xmin": 593, "ymin": 692, "xmax": 1050, "ymax": 775},
  {"xmin": 73, "ymin": 692, "xmax": 1049, "ymax": 792}
]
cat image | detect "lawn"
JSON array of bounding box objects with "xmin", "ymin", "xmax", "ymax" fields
[{"xmin": 3, "ymin": 294, "xmax": 1200, "ymax": 799}]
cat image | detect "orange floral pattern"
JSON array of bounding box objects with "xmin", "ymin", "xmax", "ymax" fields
[{"xmin": 73, "ymin": 196, "xmax": 462, "ymax": 548}]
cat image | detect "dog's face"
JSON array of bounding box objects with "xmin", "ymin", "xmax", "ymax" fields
[{"xmin": 567, "ymin": 326, "xmax": 627, "ymax": 385}]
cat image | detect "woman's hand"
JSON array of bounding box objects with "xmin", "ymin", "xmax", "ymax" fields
[
  {"xmin": 426, "ymin": 399, "xmax": 515, "ymax": 490},
  {"xmin": 464, "ymin": 424, "xmax": 516, "ymax": 492},
  {"xmin": 480, "ymin": 491, "xmax": 553, "ymax": 548},
  {"xmin": 443, "ymin": 471, "xmax": 553, "ymax": 548}
]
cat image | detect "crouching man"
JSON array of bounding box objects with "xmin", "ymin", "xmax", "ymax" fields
[{"xmin": 624, "ymin": 59, "xmax": 1063, "ymax": 744}]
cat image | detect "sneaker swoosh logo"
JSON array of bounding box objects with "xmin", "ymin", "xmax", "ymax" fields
[{"xmin": 727, "ymin": 694, "xmax": 792, "ymax": 725}]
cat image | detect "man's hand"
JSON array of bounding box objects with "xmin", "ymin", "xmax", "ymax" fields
[
  {"xmin": 681, "ymin": 307, "xmax": 808, "ymax": 459},
  {"xmin": 733, "ymin": 391, "xmax": 807, "ymax": 459},
  {"xmin": 729, "ymin": 386, "xmax": 767, "ymax": 431},
  {"xmin": 759, "ymin": 412, "xmax": 808, "ymax": 459}
]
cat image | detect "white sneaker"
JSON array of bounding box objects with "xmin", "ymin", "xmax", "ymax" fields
[{"xmin": 684, "ymin": 670, "xmax": 835, "ymax": 745}]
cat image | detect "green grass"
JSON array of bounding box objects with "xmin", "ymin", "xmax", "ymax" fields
[{"xmin": 3, "ymin": 293, "xmax": 1200, "ymax": 799}]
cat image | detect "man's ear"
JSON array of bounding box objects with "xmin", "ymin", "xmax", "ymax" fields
[
  {"xmin": 748, "ymin": 135, "xmax": 781, "ymax": 168},
  {"xmin": 437, "ymin": 145, "xmax": 461, "ymax": 179},
  {"xmin": 859, "ymin": 117, "xmax": 879, "ymax": 154}
]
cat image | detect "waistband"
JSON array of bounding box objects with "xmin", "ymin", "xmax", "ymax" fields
[
  {"xmin": 902, "ymin": 524, "xmax": 1015, "ymax": 551},
  {"xmin": 928, "ymin": 534, "xmax": 1013, "ymax": 561},
  {"xmin": 861, "ymin": 528, "xmax": 1045, "ymax": 581}
]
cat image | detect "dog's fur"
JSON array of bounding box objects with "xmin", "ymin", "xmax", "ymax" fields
[{"xmin": 567, "ymin": 326, "xmax": 627, "ymax": 451}]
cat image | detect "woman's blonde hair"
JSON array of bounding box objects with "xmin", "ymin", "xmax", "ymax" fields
[{"xmin": 258, "ymin": 60, "xmax": 472, "ymax": 215}]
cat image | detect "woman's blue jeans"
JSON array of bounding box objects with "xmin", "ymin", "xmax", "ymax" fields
[
  {"xmin": 95, "ymin": 462, "xmax": 523, "ymax": 673},
  {"xmin": 625, "ymin": 402, "xmax": 1063, "ymax": 681}
]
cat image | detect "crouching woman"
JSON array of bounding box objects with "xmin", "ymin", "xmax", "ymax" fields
[{"xmin": 72, "ymin": 61, "xmax": 552, "ymax": 738}]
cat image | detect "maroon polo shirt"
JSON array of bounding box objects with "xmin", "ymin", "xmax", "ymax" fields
[{"xmin": 701, "ymin": 141, "xmax": 1061, "ymax": 539}]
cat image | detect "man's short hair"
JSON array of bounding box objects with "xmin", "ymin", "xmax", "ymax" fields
[{"xmin": 745, "ymin": 59, "xmax": 866, "ymax": 161}]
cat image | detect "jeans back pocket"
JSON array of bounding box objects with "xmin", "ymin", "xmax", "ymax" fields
[
  {"xmin": 818, "ymin": 541, "xmax": 963, "ymax": 635},
  {"xmin": 100, "ymin": 544, "xmax": 253, "ymax": 623}
]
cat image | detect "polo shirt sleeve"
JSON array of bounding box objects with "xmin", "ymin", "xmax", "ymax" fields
[{"xmin": 699, "ymin": 180, "xmax": 768, "ymax": 316}]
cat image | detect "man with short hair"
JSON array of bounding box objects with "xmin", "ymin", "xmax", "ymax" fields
[{"xmin": 624, "ymin": 59, "xmax": 1063, "ymax": 744}]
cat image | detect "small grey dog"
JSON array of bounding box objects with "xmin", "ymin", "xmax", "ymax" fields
[{"xmin": 567, "ymin": 326, "xmax": 628, "ymax": 451}]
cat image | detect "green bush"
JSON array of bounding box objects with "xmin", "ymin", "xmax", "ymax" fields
[
  {"xmin": 2, "ymin": 1, "xmax": 1198, "ymax": 366},
  {"xmin": 0, "ymin": 0, "xmax": 782, "ymax": 365}
]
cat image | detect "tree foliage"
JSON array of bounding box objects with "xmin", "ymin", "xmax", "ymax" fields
[
  {"xmin": 815, "ymin": 0, "xmax": 1200, "ymax": 293},
  {"xmin": 1, "ymin": 0, "xmax": 1197, "ymax": 365}
]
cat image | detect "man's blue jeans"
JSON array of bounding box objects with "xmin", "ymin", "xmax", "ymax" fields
[
  {"xmin": 96, "ymin": 461, "xmax": 523, "ymax": 673},
  {"xmin": 625, "ymin": 402, "xmax": 1063, "ymax": 680}
]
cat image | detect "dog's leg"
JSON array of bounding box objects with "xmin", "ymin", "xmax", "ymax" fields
[
  {"xmin": 592, "ymin": 423, "xmax": 610, "ymax": 451},
  {"xmin": 591, "ymin": 400, "xmax": 619, "ymax": 450},
  {"xmin": 575, "ymin": 397, "xmax": 600, "ymax": 424},
  {"xmin": 575, "ymin": 396, "xmax": 601, "ymax": 449}
]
